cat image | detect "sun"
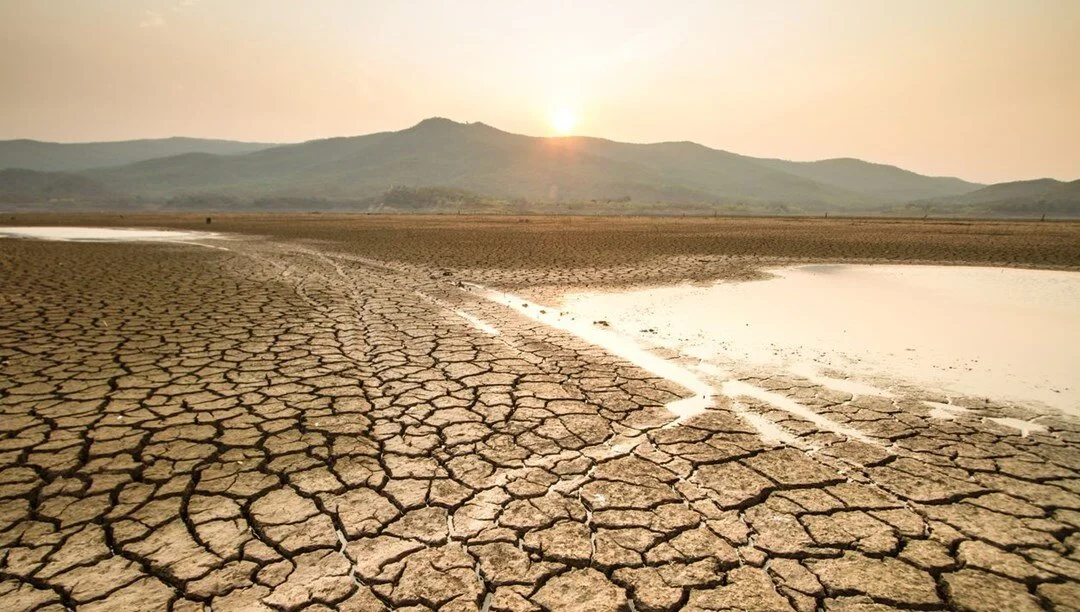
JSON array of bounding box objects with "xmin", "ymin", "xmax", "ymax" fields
[{"xmin": 550, "ymin": 107, "xmax": 577, "ymax": 136}]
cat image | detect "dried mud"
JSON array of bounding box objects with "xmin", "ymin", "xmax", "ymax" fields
[{"xmin": 1, "ymin": 215, "xmax": 1079, "ymax": 611}]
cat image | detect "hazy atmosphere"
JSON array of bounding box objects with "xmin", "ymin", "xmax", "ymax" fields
[{"xmin": 2, "ymin": 0, "xmax": 1078, "ymax": 184}]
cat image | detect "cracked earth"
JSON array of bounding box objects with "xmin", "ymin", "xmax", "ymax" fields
[{"xmin": 1, "ymin": 228, "xmax": 1079, "ymax": 611}]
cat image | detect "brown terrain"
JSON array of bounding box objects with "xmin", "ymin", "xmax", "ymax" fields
[{"xmin": 2, "ymin": 214, "xmax": 1080, "ymax": 611}]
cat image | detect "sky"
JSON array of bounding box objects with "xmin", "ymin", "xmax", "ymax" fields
[{"xmin": 1, "ymin": 0, "xmax": 1077, "ymax": 184}]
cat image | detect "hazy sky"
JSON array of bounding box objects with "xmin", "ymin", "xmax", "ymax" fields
[{"xmin": 1, "ymin": 0, "xmax": 1077, "ymax": 183}]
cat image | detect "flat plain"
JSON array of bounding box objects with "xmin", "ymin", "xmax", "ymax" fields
[{"xmin": 2, "ymin": 214, "xmax": 1080, "ymax": 611}]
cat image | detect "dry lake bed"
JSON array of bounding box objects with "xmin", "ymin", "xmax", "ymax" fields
[{"xmin": 2, "ymin": 215, "xmax": 1080, "ymax": 611}]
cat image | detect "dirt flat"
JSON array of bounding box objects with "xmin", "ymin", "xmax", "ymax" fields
[
  {"xmin": 5, "ymin": 213, "xmax": 1080, "ymax": 287},
  {"xmin": 1, "ymin": 215, "xmax": 1079, "ymax": 611}
]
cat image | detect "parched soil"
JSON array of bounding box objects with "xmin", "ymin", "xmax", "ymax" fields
[
  {"xmin": 5, "ymin": 213, "xmax": 1080, "ymax": 289},
  {"xmin": 1, "ymin": 215, "xmax": 1079, "ymax": 611}
]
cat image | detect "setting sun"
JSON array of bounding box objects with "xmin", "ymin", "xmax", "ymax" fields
[{"xmin": 550, "ymin": 107, "xmax": 576, "ymax": 135}]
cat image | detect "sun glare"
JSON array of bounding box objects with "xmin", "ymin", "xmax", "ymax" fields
[{"xmin": 550, "ymin": 108, "xmax": 576, "ymax": 135}]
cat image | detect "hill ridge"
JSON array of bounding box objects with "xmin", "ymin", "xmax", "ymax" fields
[{"xmin": 3, "ymin": 118, "xmax": 1076, "ymax": 215}]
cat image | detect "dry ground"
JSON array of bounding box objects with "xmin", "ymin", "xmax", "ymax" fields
[
  {"xmin": 1, "ymin": 215, "xmax": 1080, "ymax": 611},
  {"xmin": 6, "ymin": 213, "xmax": 1080, "ymax": 288}
]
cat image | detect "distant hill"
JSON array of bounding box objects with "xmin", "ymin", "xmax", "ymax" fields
[
  {"xmin": 0, "ymin": 137, "xmax": 277, "ymax": 172},
  {"xmin": 757, "ymin": 157, "xmax": 980, "ymax": 202},
  {"xmin": 74, "ymin": 118, "xmax": 976, "ymax": 209},
  {"xmin": 0, "ymin": 168, "xmax": 114, "ymax": 202},
  {"xmin": 946, "ymin": 178, "xmax": 1078, "ymax": 205},
  {"xmin": 2, "ymin": 118, "xmax": 1073, "ymax": 216},
  {"xmin": 890, "ymin": 179, "xmax": 1080, "ymax": 217},
  {"xmin": 563, "ymin": 138, "xmax": 866, "ymax": 205}
]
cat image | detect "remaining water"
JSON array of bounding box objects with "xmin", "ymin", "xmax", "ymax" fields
[
  {"xmin": 0, "ymin": 226, "xmax": 219, "ymax": 243},
  {"xmin": 560, "ymin": 265, "xmax": 1080, "ymax": 415},
  {"xmin": 0, "ymin": 227, "xmax": 223, "ymax": 249}
]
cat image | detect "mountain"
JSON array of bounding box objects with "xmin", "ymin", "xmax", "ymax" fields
[
  {"xmin": 935, "ymin": 179, "xmax": 1079, "ymax": 214},
  {"xmin": 0, "ymin": 168, "xmax": 113, "ymax": 202},
  {"xmin": 563, "ymin": 138, "xmax": 866, "ymax": 205},
  {"xmin": 72, "ymin": 118, "xmax": 978, "ymax": 209},
  {"xmin": 757, "ymin": 157, "xmax": 980, "ymax": 202},
  {"xmin": 945, "ymin": 178, "xmax": 1077, "ymax": 205},
  {"xmin": 0, "ymin": 137, "xmax": 277, "ymax": 172},
  {"xmin": 9, "ymin": 118, "xmax": 1069, "ymax": 216},
  {"xmin": 880, "ymin": 178, "xmax": 1080, "ymax": 217}
]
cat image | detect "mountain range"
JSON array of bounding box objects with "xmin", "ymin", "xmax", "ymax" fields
[
  {"xmin": 1, "ymin": 118, "xmax": 1076, "ymax": 216},
  {"xmin": 0, "ymin": 137, "xmax": 275, "ymax": 173}
]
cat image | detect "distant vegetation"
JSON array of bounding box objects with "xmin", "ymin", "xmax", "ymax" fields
[
  {"xmin": 0, "ymin": 137, "xmax": 275, "ymax": 172},
  {"xmin": 1, "ymin": 119, "xmax": 1076, "ymax": 217},
  {"xmin": 884, "ymin": 178, "xmax": 1080, "ymax": 218},
  {"xmin": 0, "ymin": 168, "xmax": 113, "ymax": 203}
]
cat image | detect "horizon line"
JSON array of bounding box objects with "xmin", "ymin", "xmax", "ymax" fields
[{"xmin": 3, "ymin": 117, "xmax": 1078, "ymax": 185}]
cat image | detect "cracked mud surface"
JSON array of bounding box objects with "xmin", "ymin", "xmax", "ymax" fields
[{"xmin": 2, "ymin": 217, "xmax": 1080, "ymax": 611}]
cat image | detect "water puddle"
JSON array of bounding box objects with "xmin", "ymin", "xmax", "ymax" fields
[
  {"xmin": 0, "ymin": 226, "xmax": 224, "ymax": 248},
  {"xmin": 559, "ymin": 265, "xmax": 1080, "ymax": 415}
]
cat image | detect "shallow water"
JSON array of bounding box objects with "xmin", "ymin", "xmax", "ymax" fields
[
  {"xmin": 0, "ymin": 226, "xmax": 219, "ymax": 243},
  {"xmin": 560, "ymin": 265, "xmax": 1080, "ymax": 415}
]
